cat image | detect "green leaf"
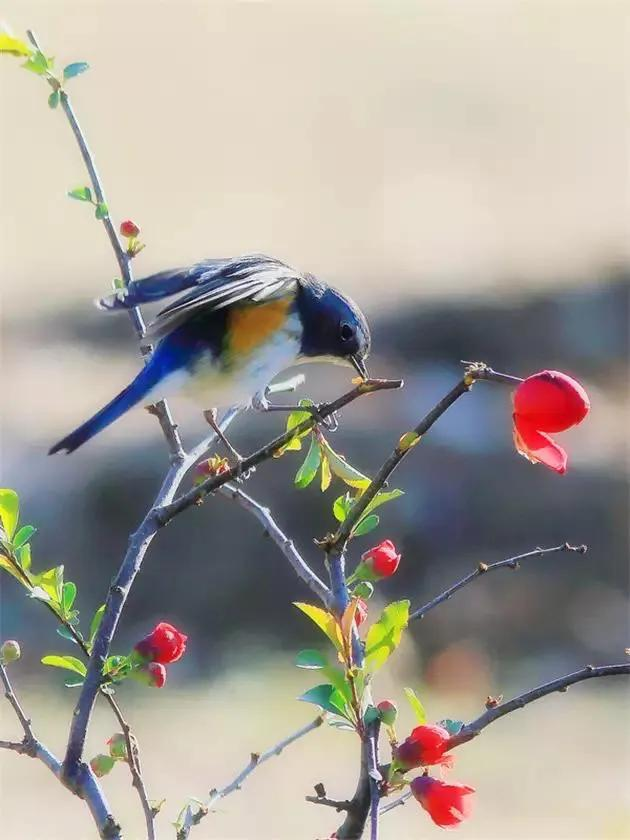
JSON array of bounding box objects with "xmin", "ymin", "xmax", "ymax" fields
[
  {"xmin": 41, "ymin": 654, "xmax": 87, "ymax": 677},
  {"xmin": 64, "ymin": 679, "xmax": 85, "ymax": 688},
  {"xmin": 63, "ymin": 61, "xmax": 89, "ymax": 80},
  {"xmin": 48, "ymin": 90, "xmax": 59, "ymax": 109},
  {"xmin": 351, "ymin": 514, "xmax": 379, "ymax": 537},
  {"xmin": 363, "ymin": 705, "xmax": 380, "ymax": 725},
  {"xmin": 32, "ymin": 565, "xmax": 64, "ymax": 605},
  {"xmin": 89, "ymin": 604, "xmax": 106, "ymax": 645},
  {"xmin": 319, "ymin": 438, "xmax": 370, "ymax": 490},
  {"xmin": 294, "ymin": 436, "xmax": 321, "ymax": 489},
  {"xmin": 403, "ymin": 687, "xmax": 427, "ymax": 724},
  {"xmin": 361, "ymin": 489, "xmax": 404, "ymax": 518},
  {"xmin": 438, "ymin": 719, "xmax": 464, "ymax": 736},
  {"xmin": 13, "ymin": 525, "xmax": 36, "ymax": 549},
  {"xmin": 22, "ymin": 50, "xmax": 52, "ymax": 75},
  {"xmin": 295, "ymin": 649, "xmax": 327, "ymax": 669},
  {"xmin": 364, "ymin": 600, "xmax": 410, "ymax": 673},
  {"xmin": 56, "ymin": 626, "xmax": 80, "ymax": 645},
  {"xmin": 0, "ymin": 553, "xmax": 25, "ymax": 584},
  {"xmin": 320, "ymin": 454, "xmax": 332, "ymax": 491},
  {"xmin": 0, "ymin": 33, "xmax": 33, "ymax": 57},
  {"xmin": 62, "ymin": 581, "xmax": 77, "ymax": 613},
  {"xmin": 17, "ymin": 543, "xmax": 31, "ymax": 572},
  {"xmin": 333, "ymin": 493, "xmax": 353, "ymax": 523},
  {"xmin": 29, "ymin": 586, "xmax": 51, "ymax": 602},
  {"xmin": 94, "ymin": 202, "xmax": 109, "ymax": 220},
  {"xmin": 327, "ymin": 715, "xmax": 355, "ymax": 731},
  {"xmin": 299, "ymin": 684, "xmax": 349, "ymax": 718},
  {"xmin": 0, "ymin": 489, "xmax": 19, "ymax": 539},
  {"xmin": 294, "ymin": 602, "xmax": 342, "ymax": 651},
  {"xmin": 68, "ymin": 186, "xmax": 92, "ymax": 202}
]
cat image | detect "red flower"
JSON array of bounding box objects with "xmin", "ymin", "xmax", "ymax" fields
[
  {"xmin": 394, "ymin": 724, "xmax": 453, "ymax": 770},
  {"xmin": 354, "ymin": 598, "xmax": 368, "ymax": 627},
  {"xmin": 119, "ymin": 219, "xmax": 140, "ymax": 238},
  {"xmin": 141, "ymin": 662, "xmax": 167, "ymax": 688},
  {"xmin": 361, "ymin": 540, "xmax": 401, "ymax": 579},
  {"xmin": 134, "ymin": 622, "xmax": 187, "ymax": 664},
  {"xmin": 411, "ymin": 776, "xmax": 475, "ymax": 828},
  {"xmin": 377, "ymin": 699, "xmax": 398, "ymax": 726},
  {"xmin": 512, "ymin": 371, "xmax": 590, "ymax": 474}
]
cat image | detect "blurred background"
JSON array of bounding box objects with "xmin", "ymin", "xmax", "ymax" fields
[{"xmin": 1, "ymin": 1, "xmax": 629, "ymax": 838}]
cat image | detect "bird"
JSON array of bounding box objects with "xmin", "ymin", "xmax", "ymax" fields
[{"xmin": 49, "ymin": 254, "xmax": 371, "ymax": 454}]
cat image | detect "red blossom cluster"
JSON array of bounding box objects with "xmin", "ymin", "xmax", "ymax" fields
[{"xmin": 132, "ymin": 622, "xmax": 187, "ymax": 688}]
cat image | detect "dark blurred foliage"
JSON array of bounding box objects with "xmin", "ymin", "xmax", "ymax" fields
[{"xmin": 2, "ymin": 272, "xmax": 628, "ymax": 685}]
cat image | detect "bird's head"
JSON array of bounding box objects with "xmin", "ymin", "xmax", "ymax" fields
[{"xmin": 296, "ymin": 277, "xmax": 371, "ymax": 378}]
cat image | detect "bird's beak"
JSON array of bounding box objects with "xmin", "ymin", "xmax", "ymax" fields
[{"xmin": 350, "ymin": 354, "xmax": 369, "ymax": 380}]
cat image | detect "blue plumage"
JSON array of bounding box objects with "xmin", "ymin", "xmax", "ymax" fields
[{"xmin": 50, "ymin": 255, "xmax": 370, "ymax": 454}]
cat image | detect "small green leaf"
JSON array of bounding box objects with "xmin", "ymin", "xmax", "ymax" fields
[
  {"xmin": 0, "ymin": 33, "xmax": 33, "ymax": 57},
  {"xmin": 364, "ymin": 600, "xmax": 410, "ymax": 673},
  {"xmin": 62, "ymin": 581, "xmax": 77, "ymax": 613},
  {"xmin": 403, "ymin": 687, "xmax": 427, "ymax": 724},
  {"xmin": 94, "ymin": 202, "xmax": 109, "ymax": 220},
  {"xmin": 319, "ymin": 438, "xmax": 370, "ymax": 490},
  {"xmin": 363, "ymin": 705, "xmax": 380, "ymax": 725},
  {"xmin": 351, "ymin": 514, "xmax": 379, "ymax": 537},
  {"xmin": 68, "ymin": 186, "xmax": 92, "ymax": 202},
  {"xmin": 22, "ymin": 50, "xmax": 52, "ymax": 76},
  {"xmin": 294, "ymin": 602, "xmax": 342, "ymax": 651},
  {"xmin": 41, "ymin": 654, "xmax": 87, "ymax": 677},
  {"xmin": 327, "ymin": 715, "xmax": 355, "ymax": 731},
  {"xmin": 32, "ymin": 565, "xmax": 64, "ymax": 605},
  {"xmin": 361, "ymin": 489, "xmax": 404, "ymax": 518},
  {"xmin": 438, "ymin": 719, "xmax": 464, "ymax": 736},
  {"xmin": 299, "ymin": 684, "xmax": 349, "ymax": 718},
  {"xmin": 89, "ymin": 604, "xmax": 106, "ymax": 645},
  {"xmin": 17, "ymin": 543, "xmax": 31, "ymax": 572},
  {"xmin": 63, "ymin": 61, "xmax": 89, "ymax": 80},
  {"xmin": 13, "ymin": 525, "xmax": 36, "ymax": 549},
  {"xmin": 294, "ymin": 436, "xmax": 321, "ymax": 489},
  {"xmin": 0, "ymin": 489, "xmax": 19, "ymax": 539},
  {"xmin": 29, "ymin": 586, "xmax": 51, "ymax": 602},
  {"xmin": 56, "ymin": 626, "xmax": 80, "ymax": 645},
  {"xmin": 333, "ymin": 492, "xmax": 353, "ymax": 523},
  {"xmin": 320, "ymin": 454, "xmax": 332, "ymax": 491},
  {"xmin": 48, "ymin": 90, "xmax": 59, "ymax": 109},
  {"xmin": 295, "ymin": 649, "xmax": 327, "ymax": 669}
]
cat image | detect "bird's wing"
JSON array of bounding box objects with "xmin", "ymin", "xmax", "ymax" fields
[{"xmin": 97, "ymin": 255, "xmax": 302, "ymax": 339}]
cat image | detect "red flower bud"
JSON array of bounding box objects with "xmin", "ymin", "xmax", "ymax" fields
[
  {"xmin": 1, "ymin": 639, "xmax": 21, "ymax": 662},
  {"xmin": 135, "ymin": 661, "xmax": 167, "ymax": 688},
  {"xmin": 90, "ymin": 753, "xmax": 116, "ymax": 778},
  {"xmin": 119, "ymin": 219, "xmax": 140, "ymax": 238},
  {"xmin": 354, "ymin": 598, "xmax": 368, "ymax": 627},
  {"xmin": 360, "ymin": 540, "xmax": 401, "ymax": 579},
  {"xmin": 194, "ymin": 455, "xmax": 230, "ymax": 484},
  {"xmin": 377, "ymin": 699, "xmax": 398, "ymax": 726},
  {"xmin": 134, "ymin": 622, "xmax": 187, "ymax": 664},
  {"xmin": 411, "ymin": 776, "xmax": 475, "ymax": 828},
  {"xmin": 107, "ymin": 733, "xmax": 128, "ymax": 760},
  {"xmin": 394, "ymin": 724, "xmax": 453, "ymax": 771},
  {"xmin": 512, "ymin": 371, "xmax": 590, "ymax": 474}
]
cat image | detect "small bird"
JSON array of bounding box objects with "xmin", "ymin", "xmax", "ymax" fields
[{"xmin": 49, "ymin": 255, "xmax": 371, "ymax": 454}]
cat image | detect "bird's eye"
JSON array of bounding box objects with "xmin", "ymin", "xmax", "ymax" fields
[{"xmin": 340, "ymin": 322, "xmax": 354, "ymax": 342}]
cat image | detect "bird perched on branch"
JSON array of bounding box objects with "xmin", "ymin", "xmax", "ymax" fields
[{"xmin": 49, "ymin": 255, "xmax": 371, "ymax": 454}]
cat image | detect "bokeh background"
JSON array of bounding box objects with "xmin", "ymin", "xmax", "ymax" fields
[{"xmin": 1, "ymin": 2, "xmax": 629, "ymax": 838}]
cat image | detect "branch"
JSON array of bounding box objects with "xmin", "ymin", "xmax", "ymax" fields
[
  {"xmin": 26, "ymin": 29, "xmax": 183, "ymax": 463},
  {"xmin": 366, "ymin": 722, "xmax": 382, "ymax": 840},
  {"xmin": 158, "ymin": 378, "xmax": 403, "ymax": 524},
  {"xmin": 220, "ymin": 484, "xmax": 331, "ymax": 604},
  {"xmin": 332, "ymin": 731, "xmax": 374, "ymax": 840},
  {"xmin": 177, "ymin": 715, "xmax": 324, "ymax": 838},
  {"xmin": 1, "ymin": 662, "xmax": 120, "ymax": 839},
  {"xmin": 326, "ymin": 364, "xmax": 522, "ymax": 555},
  {"xmin": 409, "ymin": 543, "xmax": 587, "ymax": 621},
  {"xmin": 448, "ymin": 663, "xmax": 630, "ymax": 748}
]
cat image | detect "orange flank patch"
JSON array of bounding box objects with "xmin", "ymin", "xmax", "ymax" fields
[{"xmin": 228, "ymin": 299, "xmax": 292, "ymax": 356}]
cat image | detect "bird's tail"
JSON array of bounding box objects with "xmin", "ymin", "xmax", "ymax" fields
[{"xmin": 49, "ymin": 361, "xmax": 164, "ymax": 454}]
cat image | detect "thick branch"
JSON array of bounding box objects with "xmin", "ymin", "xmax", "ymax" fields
[
  {"xmin": 1, "ymin": 662, "xmax": 120, "ymax": 838},
  {"xmin": 410, "ymin": 543, "xmax": 587, "ymax": 621},
  {"xmin": 178, "ymin": 715, "xmax": 324, "ymax": 838}
]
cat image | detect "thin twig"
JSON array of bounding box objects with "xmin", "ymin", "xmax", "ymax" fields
[
  {"xmin": 379, "ymin": 791, "xmax": 411, "ymax": 815},
  {"xmin": 366, "ymin": 722, "xmax": 381, "ymax": 840},
  {"xmin": 222, "ymin": 484, "xmax": 330, "ymax": 604},
  {"xmin": 26, "ymin": 28, "xmax": 183, "ymax": 464},
  {"xmin": 177, "ymin": 715, "xmax": 324, "ymax": 838},
  {"xmin": 1, "ymin": 662, "xmax": 120, "ymax": 838},
  {"xmin": 326, "ymin": 364, "xmax": 522, "ymax": 555},
  {"xmin": 305, "ymin": 795, "xmax": 353, "ymax": 811},
  {"xmin": 410, "ymin": 543, "xmax": 587, "ymax": 621},
  {"xmin": 448, "ymin": 663, "xmax": 630, "ymax": 748}
]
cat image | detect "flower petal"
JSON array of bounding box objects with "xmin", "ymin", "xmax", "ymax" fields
[{"xmin": 513, "ymin": 417, "xmax": 567, "ymax": 474}]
